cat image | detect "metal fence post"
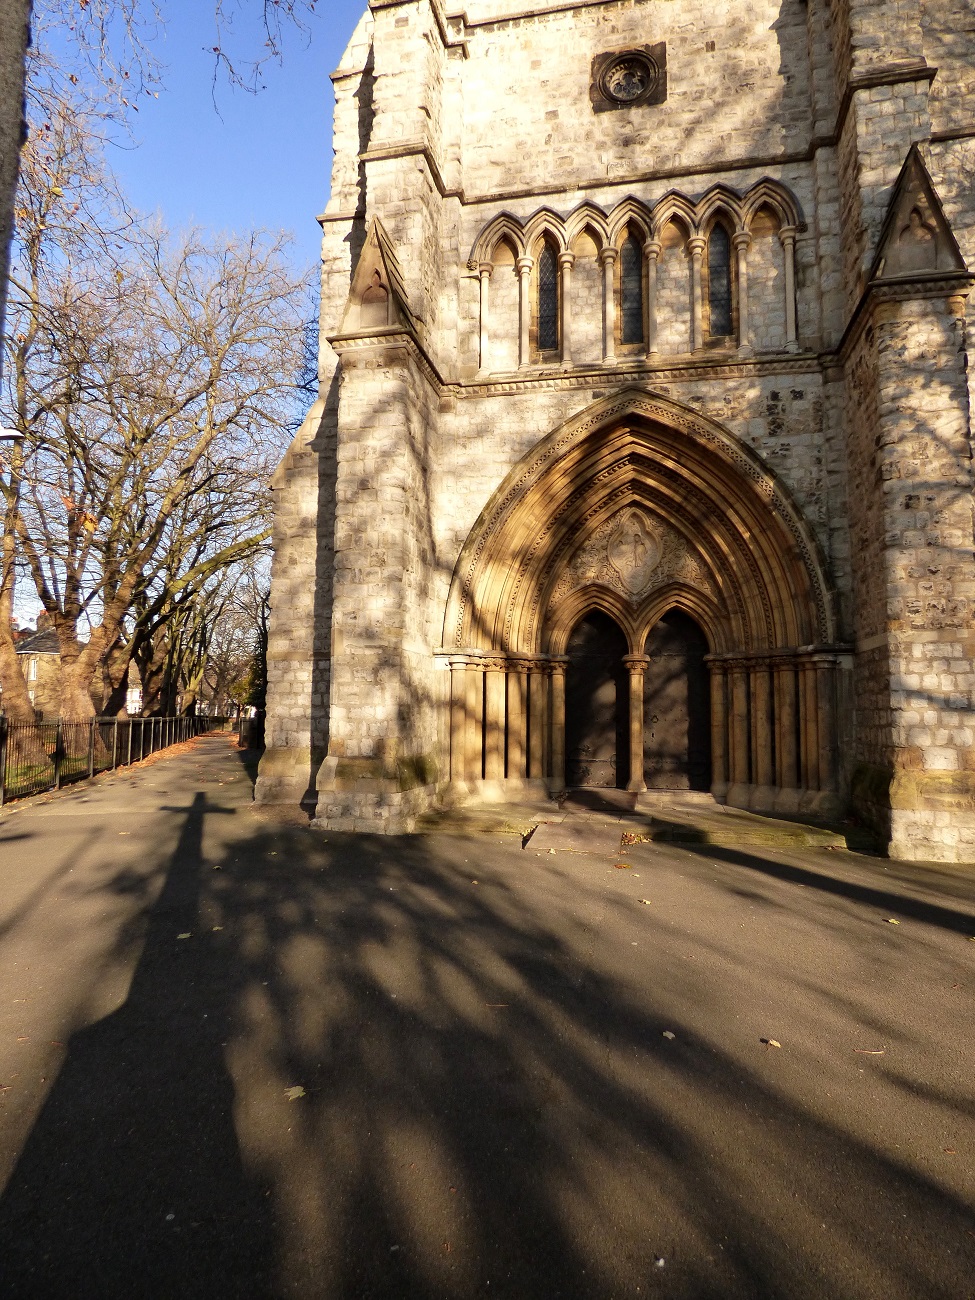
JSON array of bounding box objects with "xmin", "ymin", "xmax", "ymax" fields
[
  {"xmin": 0, "ymin": 717, "xmax": 8, "ymax": 808},
  {"xmin": 87, "ymin": 719, "xmax": 96, "ymax": 778},
  {"xmin": 54, "ymin": 720, "xmax": 64, "ymax": 789},
  {"xmin": 111, "ymin": 718, "xmax": 118, "ymax": 769}
]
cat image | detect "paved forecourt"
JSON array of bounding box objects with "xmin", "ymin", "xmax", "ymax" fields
[{"xmin": 0, "ymin": 733, "xmax": 972, "ymax": 1298}]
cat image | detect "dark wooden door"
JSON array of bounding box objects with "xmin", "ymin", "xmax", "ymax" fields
[
  {"xmin": 643, "ymin": 611, "xmax": 711, "ymax": 791},
  {"xmin": 565, "ymin": 612, "xmax": 629, "ymax": 787}
]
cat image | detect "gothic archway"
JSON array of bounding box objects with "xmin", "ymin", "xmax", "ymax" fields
[{"xmin": 443, "ymin": 389, "xmax": 842, "ymax": 815}]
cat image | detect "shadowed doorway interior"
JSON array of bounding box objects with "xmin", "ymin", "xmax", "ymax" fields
[
  {"xmin": 643, "ymin": 610, "xmax": 711, "ymax": 790},
  {"xmin": 565, "ymin": 612, "xmax": 629, "ymax": 787}
]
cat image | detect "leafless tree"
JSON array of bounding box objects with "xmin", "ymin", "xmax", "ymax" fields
[
  {"xmin": 1, "ymin": 95, "xmax": 309, "ymax": 719},
  {"xmin": 1, "ymin": 0, "xmax": 321, "ymax": 390}
]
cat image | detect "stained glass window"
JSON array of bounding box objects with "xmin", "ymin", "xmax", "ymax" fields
[
  {"xmin": 708, "ymin": 225, "xmax": 733, "ymax": 336},
  {"xmin": 537, "ymin": 243, "xmax": 559, "ymax": 352},
  {"xmin": 620, "ymin": 233, "xmax": 644, "ymax": 345}
]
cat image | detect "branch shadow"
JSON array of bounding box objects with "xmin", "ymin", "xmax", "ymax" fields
[{"xmin": 1, "ymin": 758, "xmax": 972, "ymax": 1298}]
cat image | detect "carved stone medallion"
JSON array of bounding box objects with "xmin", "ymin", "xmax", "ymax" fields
[
  {"xmin": 606, "ymin": 509, "xmax": 661, "ymax": 594},
  {"xmin": 550, "ymin": 506, "xmax": 717, "ymax": 608}
]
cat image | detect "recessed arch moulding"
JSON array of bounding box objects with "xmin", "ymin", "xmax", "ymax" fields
[{"xmin": 442, "ymin": 390, "xmax": 848, "ymax": 817}]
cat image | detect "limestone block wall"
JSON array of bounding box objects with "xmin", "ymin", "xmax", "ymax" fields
[
  {"xmin": 747, "ymin": 217, "xmax": 787, "ymax": 352},
  {"xmin": 922, "ymin": 0, "xmax": 975, "ymax": 138},
  {"xmin": 569, "ymin": 244, "xmax": 602, "ymax": 367},
  {"xmin": 656, "ymin": 228, "xmax": 691, "ymax": 356},
  {"xmin": 845, "ymin": 290, "xmax": 975, "ymax": 861},
  {"xmin": 257, "ymin": 398, "xmax": 333, "ymax": 804},
  {"xmin": 455, "ymin": 0, "xmax": 813, "ymax": 198},
  {"xmin": 488, "ymin": 257, "xmax": 520, "ymax": 373}
]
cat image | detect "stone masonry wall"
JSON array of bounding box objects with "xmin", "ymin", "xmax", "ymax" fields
[{"xmin": 846, "ymin": 292, "xmax": 975, "ymax": 861}]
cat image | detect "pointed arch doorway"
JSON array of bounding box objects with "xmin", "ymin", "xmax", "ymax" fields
[
  {"xmin": 643, "ymin": 610, "xmax": 711, "ymax": 791},
  {"xmin": 564, "ymin": 611, "xmax": 629, "ymax": 787},
  {"xmin": 442, "ymin": 390, "xmax": 843, "ymax": 818}
]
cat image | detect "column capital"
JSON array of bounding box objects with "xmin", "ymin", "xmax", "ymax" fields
[
  {"xmin": 622, "ymin": 654, "xmax": 651, "ymax": 670},
  {"xmin": 643, "ymin": 239, "xmax": 662, "ymax": 261},
  {"xmin": 732, "ymin": 230, "xmax": 752, "ymax": 252},
  {"xmin": 478, "ymin": 261, "xmax": 494, "ymax": 277},
  {"xmin": 778, "ymin": 225, "xmax": 797, "ymax": 248},
  {"xmin": 687, "ymin": 236, "xmax": 706, "ymax": 258},
  {"xmin": 598, "ymin": 245, "xmax": 618, "ymax": 267},
  {"xmin": 557, "ymin": 251, "xmax": 575, "ymax": 271},
  {"xmin": 515, "ymin": 256, "xmax": 534, "ymax": 275}
]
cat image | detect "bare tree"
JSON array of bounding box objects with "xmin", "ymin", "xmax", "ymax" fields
[
  {"xmin": 1, "ymin": 0, "xmax": 320, "ymax": 390},
  {"xmin": 1, "ymin": 94, "xmax": 308, "ymax": 719}
]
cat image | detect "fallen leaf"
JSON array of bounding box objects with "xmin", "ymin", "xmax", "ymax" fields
[
  {"xmin": 548, "ymin": 848, "xmax": 556, "ymax": 854},
  {"xmin": 662, "ymin": 1030, "xmax": 676, "ymax": 1040},
  {"xmin": 639, "ymin": 898, "xmax": 652, "ymax": 905},
  {"xmin": 761, "ymin": 1038, "xmax": 782, "ymax": 1049},
  {"xmin": 943, "ymin": 1147, "xmax": 956, "ymax": 1154},
  {"xmin": 614, "ymin": 862, "xmax": 632, "ymax": 869},
  {"xmin": 854, "ymin": 1048, "xmax": 885, "ymax": 1055},
  {"xmin": 176, "ymin": 932, "xmax": 191, "ymax": 940},
  {"xmin": 284, "ymin": 1086, "xmax": 306, "ymax": 1101},
  {"xmin": 885, "ymin": 918, "xmax": 900, "ymax": 925}
]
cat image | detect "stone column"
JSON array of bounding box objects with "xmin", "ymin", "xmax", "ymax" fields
[
  {"xmin": 750, "ymin": 658, "xmax": 775, "ymax": 812},
  {"xmin": 483, "ymin": 657, "xmax": 506, "ymax": 787},
  {"xmin": 463, "ymin": 658, "xmax": 483, "ymax": 783},
  {"xmin": 600, "ymin": 246, "xmax": 618, "ymax": 364},
  {"xmin": 549, "ymin": 657, "xmax": 568, "ymax": 792},
  {"xmin": 780, "ymin": 227, "xmax": 798, "ymax": 351},
  {"xmin": 644, "ymin": 240, "xmax": 660, "ymax": 355},
  {"xmin": 507, "ymin": 658, "xmax": 529, "ymax": 783},
  {"xmin": 516, "ymin": 257, "xmax": 533, "ymax": 368},
  {"xmin": 688, "ymin": 236, "xmax": 705, "ymax": 352},
  {"xmin": 799, "ymin": 656, "xmax": 820, "ymax": 807},
  {"xmin": 733, "ymin": 231, "xmax": 751, "ymax": 351},
  {"xmin": 727, "ymin": 659, "xmax": 750, "ymax": 807},
  {"xmin": 477, "ymin": 262, "xmax": 492, "ymax": 374},
  {"xmin": 448, "ymin": 657, "xmax": 468, "ymax": 784},
  {"xmin": 773, "ymin": 657, "xmax": 801, "ymax": 814},
  {"xmin": 558, "ymin": 251, "xmax": 574, "ymax": 367},
  {"xmin": 814, "ymin": 654, "xmax": 840, "ymax": 815},
  {"xmin": 623, "ymin": 654, "xmax": 650, "ymax": 793},
  {"xmin": 708, "ymin": 659, "xmax": 729, "ymax": 802},
  {"xmin": 528, "ymin": 661, "xmax": 548, "ymax": 783}
]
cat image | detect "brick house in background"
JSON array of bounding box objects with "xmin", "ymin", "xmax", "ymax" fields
[
  {"xmin": 14, "ymin": 625, "xmax": 61, "ymax": 718},
  {"xmin": 258, "ymin": 0, "xmax": 975, "ymax": 863}
]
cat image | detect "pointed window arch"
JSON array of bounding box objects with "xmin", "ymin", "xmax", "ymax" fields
[
  {"xmin": 537, "ymin": 241, "xmax": 559, "ymax": 353},
  {"xmin": 707, "ymin": 223, "xmax": 733, "ymax": 337},
  {"xmin": 620, "ymin": 232, "xmax": 644, "ymax": 346}
]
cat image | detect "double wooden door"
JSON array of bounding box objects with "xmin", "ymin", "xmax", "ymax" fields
[{"xmin": 564, "ymin": 610, "xmax": 710, "ymax": 790}]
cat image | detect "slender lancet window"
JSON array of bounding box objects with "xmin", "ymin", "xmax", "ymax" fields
[
  {"xmin": 537, "ymin": 242, "xmax": 559, "ymax": 352},
  {"xmin": 707, "ymin": 224, "xmax": 733, "ymax": 336},
  {"xmin": 620, "ymin": 233, "xmax": 644, "ymax": 345}
]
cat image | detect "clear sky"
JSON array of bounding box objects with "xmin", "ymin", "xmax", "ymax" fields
[{"xmin": 105, "ymin": 1, "xmax": 366, "ymax": 274}]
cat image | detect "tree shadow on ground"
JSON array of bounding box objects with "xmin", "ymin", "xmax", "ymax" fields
[{"xmin": 0, "ymin": 753, "xmax": 972, "ymax": 1299}]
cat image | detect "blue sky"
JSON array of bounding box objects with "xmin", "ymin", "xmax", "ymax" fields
[{"xmin": 106, "ymin": 1, "xmax": 366, "ymax": 273}]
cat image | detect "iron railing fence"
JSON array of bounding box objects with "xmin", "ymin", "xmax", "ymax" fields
[{"xmin": 0, "ymin": 715, "xmax": 232, "ymax": 806}]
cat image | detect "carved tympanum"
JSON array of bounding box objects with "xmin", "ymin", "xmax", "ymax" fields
[{"xmin": 551, "ymin": 506, "xmax": 716, "ymax": 606}]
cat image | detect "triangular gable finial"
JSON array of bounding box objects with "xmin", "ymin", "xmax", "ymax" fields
[
  {"xmin": 871, "ymin": 145, "xmax": 967, "ymax": 281},
  {"xmin": 340, "ymin": 217, "xmax": 419, "ymax": 334}
]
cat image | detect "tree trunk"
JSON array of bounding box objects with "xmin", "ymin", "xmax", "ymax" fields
[
  {"xmin": 0, "ymin": 582, "xmax": 36, "ymax": 724},
  {"xmin": 101, "ymin": 641, "xmax": 133, "ymax": 718},
  {"xmin": 135, "ymin": 637, "xmax": 168, "ymax": 716},
  {"xmin": 0, "ymin": 0, "xmax": 32, "ymax": 377}
]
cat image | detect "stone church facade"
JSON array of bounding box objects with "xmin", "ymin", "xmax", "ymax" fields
[{"xmin": 257, "ymin": 0, "xmax": 975, "ymax": 863}]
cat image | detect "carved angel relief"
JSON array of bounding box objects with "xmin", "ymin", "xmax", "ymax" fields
[{"xmin": 551, "ymin": 507, "xmax": 715, "ymax": 606}]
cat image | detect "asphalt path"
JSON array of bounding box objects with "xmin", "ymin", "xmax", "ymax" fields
[{"xmin": 0, "ymin": 733, "xmax": 972, "ymax": 1299}]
